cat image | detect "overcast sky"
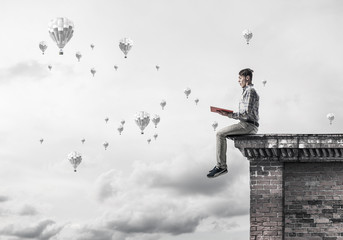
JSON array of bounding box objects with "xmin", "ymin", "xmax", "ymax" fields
[{"xmin": 0, "ymin": 0, "xmax": 342, "ymax": 239}]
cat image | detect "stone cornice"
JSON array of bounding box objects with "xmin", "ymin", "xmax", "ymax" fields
[{"xmin": 230, "ymin": 134, "xmax": 343, "ymax": 162}]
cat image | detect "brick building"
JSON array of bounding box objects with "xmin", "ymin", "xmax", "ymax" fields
[{"xmin": 232, "ymin": 134, "xmax": 343, "ymax": 240}]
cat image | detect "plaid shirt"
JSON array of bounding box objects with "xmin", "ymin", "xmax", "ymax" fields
[{"xmin": 232, "ymin": 84, "xmax": 259, "ymax": 123}]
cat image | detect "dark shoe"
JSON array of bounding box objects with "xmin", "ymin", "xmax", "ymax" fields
[
  {"xmin": 209, "ymin": 166, "xmax": 217, "ymax": 172},
  {"xmin": 207, "ymin": 166, "xmax": 228, "ymax": 178}
]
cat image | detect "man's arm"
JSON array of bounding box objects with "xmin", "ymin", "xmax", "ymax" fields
[{"xmin": 218, "ymin": 110, "xmax": 233, "ymax": 118}]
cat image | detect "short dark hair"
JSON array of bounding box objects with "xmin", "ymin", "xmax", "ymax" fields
[{"xmin": 239, "ymin": 68, "xmax": 254, "ymax": 80}]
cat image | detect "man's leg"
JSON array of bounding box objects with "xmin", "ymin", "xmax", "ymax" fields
[{"xmin": 208, "ymin": 121, "xmax": 257, "ymax": 178}]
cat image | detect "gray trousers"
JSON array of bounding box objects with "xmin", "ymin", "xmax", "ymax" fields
[{"xmin": 216, "ymin": 121, "xmax": 258, "ymax": 168}]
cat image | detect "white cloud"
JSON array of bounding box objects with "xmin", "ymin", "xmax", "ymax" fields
[
  {"xmin": 0, "ymin": 219, "xmax": 64, "ymax": 240},
  {"xmin": 89, "ymin": 145, "xmax": 249, "ymax": 239}
]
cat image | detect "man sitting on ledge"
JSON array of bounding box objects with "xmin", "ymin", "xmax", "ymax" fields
[{"xmin": 207, "ymin": 68, "xmax": 260, "ymax": 178}]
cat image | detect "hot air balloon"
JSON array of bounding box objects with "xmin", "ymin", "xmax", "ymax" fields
[
  {"xmin": 90, "ymin": 44, "xmax": 94, "ymax": 50},
  {"xmin": 212, "ymin": 121, "xmax": 218, "ymax": 131},
  {"xmin": 262, "ymin": 80, "xmax": 267, "ymax": 87},
  {"xmin": 103, "ymin": 141, "xmax": 109, "ymax": 150},
  {"xmin": 184, "ymin": 88, "xmax": 191, "ymax": 99},
  {"xmin": 242, "ymin": 29, "xmax": 253, "ymax": 45},
  {"xmin": 152, "ymin": 114, "xmax": 160, "ymax": 128},
  {"xmin": 68, "ymin": 151, "xmax": 82, "ymax": 172},
  {"xmin": 134, "ymin": 111, "xmax": 150, "ymax": 134},
  {"xmin": 156, "ymin": 65, "xmax": 160, "ymax": 71},
  {"xmin": 39, "ymin": 138, "xmax": 44, "ymax": 144},
  {"xmin": 195, "ymin": 98, "xmax": 199, "ymax": 105},
  {"xmin": 153, "ymin": 133, "xmax": 158, "ymax": 140},
  {"xmin": 147, "ymin": 138, "xmax": 151, "ymax": 144},
  {"xmin": 120, "ymin": 119, "xmax": 125, "ymax": 125},
  {"xmin": 119, "ymin": 38, "xmax": 133, "ymax": 58},
  {"xmin": 76, "ymin": 51, "xmax": 82, "ymax": 62},
  {"xmin": 81, "ymin": 138, "xmax": 85, "ymax": 144},
  {"xmin": 327, "ymin": 113, "xmax": 335, "ymax": 125},
  {"xmin": 39, "ymin": 41, "xmax": 48, "ymax": 55},
  {"xmin": 105, "ymin": 117, "xmax": 109, "ymax": 123},
  {"xmin": 160, "ymin": 100, "xmax": 166, "ymax": 110},
  {"xmin": 48, "ymin": 17, "xmax": 74, "ymax": 55},
  {"xmin": 118, "ymin": 125, "xmax": 124, "ymax": 135},
  {"xmin": 114, "ymin": 65, "xmax": 118, "ymax": 71},
  {"xmin": 48, "ymin": 65, "xmax": 52, "ymax": 71},
  {"xmin": 91, "ymin": 68, "xmax": 96, "ymax": 77}
]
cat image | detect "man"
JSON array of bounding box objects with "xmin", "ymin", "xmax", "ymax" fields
[{"xmin": 207, "ymin": 68, "xmax": 259, "ymax": 178}]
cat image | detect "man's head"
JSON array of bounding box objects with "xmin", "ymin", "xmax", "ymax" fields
[{"xmin": 238, "ymin": 68, "xmax": 254, "ymax": 88}]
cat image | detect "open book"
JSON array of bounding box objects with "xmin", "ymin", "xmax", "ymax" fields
[{"xmin": 210, "ymin": 106, "xmax": 233, "ymax": 114}]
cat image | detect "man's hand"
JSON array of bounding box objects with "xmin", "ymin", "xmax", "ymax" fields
[{"xmin": 217, "ymin": 110, "xmax": 233, "ymax": 118}]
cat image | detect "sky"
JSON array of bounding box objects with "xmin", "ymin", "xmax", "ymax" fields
[{"xmin": 0, "ymin": 0, "xmax": 342, "ymax": 239}]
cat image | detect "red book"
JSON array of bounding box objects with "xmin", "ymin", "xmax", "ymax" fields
[{"xmin": 210, "ymin": 106, "xmax": 233, "ymax": 114}]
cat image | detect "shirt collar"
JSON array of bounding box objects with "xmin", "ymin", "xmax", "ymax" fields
[{"xmin": 243, "ymin": 84, "xmax": 253, "ymax": 92}]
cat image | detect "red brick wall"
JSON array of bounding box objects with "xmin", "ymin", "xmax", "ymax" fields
[
  {"xmin": 250, "ymin": 161, "xmax": 284, "ymax": 240},
  {"xmin": 284, "ymin": 162, "xmax": 343, "ymax": 240}
]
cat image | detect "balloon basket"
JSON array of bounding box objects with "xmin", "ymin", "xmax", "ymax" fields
[
  {"xmin": 59, "ymin": 51, "xmax": 63, "ymax": 55},
  {"xmin": 74, "ymin": 169, "xmax": 76, "ymax": 172}
]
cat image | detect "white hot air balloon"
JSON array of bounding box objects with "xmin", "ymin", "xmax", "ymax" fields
[
  {"xmin": 48, "ymin": 65, "xmax": 52, "ymax": 71},
  {"xmin": 160, "ymin": 100, "xmax": 166, "ymax": 110},
  {"xmin": 120, "ymin": 119, "xmax": 125, "ymax": 125},
  {"xmin": 327, "ymin": 113, "xmax": 335, "ymax": 125},
  {"xmin": 81, "ymin": 138, "xmax": 85, "ymax": 144},
  {"xmin": 119, "ymin": 38, "xmax": 133, "ymax": 58},
  {"xmin": 90, "ymin": 44, "xmax": 95, "ymax": 50},
  {"xmin": 152, "ymin": 114, "xmax": 160, "ymax": 128},
  {"xmin": 39, "ymin": 138, "xmax": 44, "ymax": 144},
  {"xmin": 105, "ymin": 117, "xmax": 109, "ymax": 123},
  {"xmin": 118, "ymin": 125, "xmax": 124, "ymax": 135},
  {"xmin": 39, "ymin": 41, "xmax": 48, "ymax": 55},
  {"xmin": 242, "ymin": 29, "xmax": 253, "ymax": 45},
  {"xmin": 76, "ymin": 51, "xmax": 82, "ymax": 62},
  {"xmin": 48, "ymin": 17, "xmax": 74, "ymax": 55},
  {"xmin": 195, "ymin": 98, "xmax": 199, "ymax": 105},
  {"xmin": 134, "ymin": 111, "xmax": 150, "ymax": 134},
  {"xmin": 212, "ymin": 121, "xmax": 218, "ymax": 131},
  {"xmin": 91, "ymin": 68, "xmax": 96, "ymax": 77},
  {"xmin": 103, "ymin": 141, "xmax": 109, "ymax": 150},
  {"xmin": 114, "ymin": 65, "xmax": 118, "ymax": 71},
  {"xmin": 147, "ymin": 138, "xmax": 152, "ymax": 144},
  {"xmin": 156, "ymin": 65, "xmax": 160, "ymax": 71},
  {"xmin": 153, "ymin": 133, "xmax": 158, "ymax": 140},
  {"xmin": 184, "ymin": 87, "xmax": 191, "ymax": 99},
  {"xmin": 68, "ymin": 151, "xmax": 82, "ymax": 172},
  {"xmin": 262, "ymin": 80, "xmax": 267, "ymax": 87}
]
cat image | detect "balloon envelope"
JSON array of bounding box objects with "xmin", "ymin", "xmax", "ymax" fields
[
  {"xmin": 160, "ymin": 100, "xmax": 166, "ymax": 110},
  {"xmin": 134, "ymin": 111, "xmax": 150, "ymax": 134},
  {"xmin": 68, "ymin": 151, "xmax": 82, "ymax": 172},
  {"xmin": 242, "ymin": 29, "xmax": 253, "ymax": 44},
  {"xmin": 119, "ymin": 38, "xmax": 133, "ymax": 58},
  {"xmin": 39, "ymin": 41, "xmax": 48, "ymax": 54},
  {"xmin": 48, "ymin": 17, "xmax": 74, "ymax": 55}
]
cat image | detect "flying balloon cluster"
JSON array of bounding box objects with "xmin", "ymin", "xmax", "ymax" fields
[{"xmin": 40, "ymin": 18, "xmax": 328, "ymax": 173}]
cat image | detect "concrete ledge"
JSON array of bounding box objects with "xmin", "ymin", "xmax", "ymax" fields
[{"xmin": 230, "ymin": 134, "xmax": 343, "ymax": 162}]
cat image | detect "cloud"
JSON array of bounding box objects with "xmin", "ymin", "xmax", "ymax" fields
[
  {"xmin": 0, "ymin": 219, "xmax": 64, "ymax": 240},
  {"xmin": 90, "ymin": 146, "xmax": 249, "ymax": 238},
  {"xmin": 0, "ymin": 60, "xmax": 49, "ymax": 82},
  {"xmin": 0, "ymin": 60, "xmax": 75, "ymax": 84},
  {"xmin": 75, "ymin": 227, "xmax": 114, "ymax": 240},
  {"xmin": 105, "ymin": 205, "xmax": 203, "ymax": 235},
  {"xmin": 18, "ymin": 205, "xmax": 38, "ymax": 216},
  {"xmin": 130, "ymin": 149, "xmax": 247, "ymax": 196},
  {"xmin": 0, "ymin": 196, "xmax": 10, "ymax": 202}
]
